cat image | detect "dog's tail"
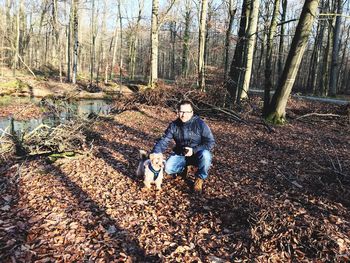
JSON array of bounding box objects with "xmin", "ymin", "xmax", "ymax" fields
[{"xmin": 139, "ymin": 150, "xmax": 148, "ymax": 161}]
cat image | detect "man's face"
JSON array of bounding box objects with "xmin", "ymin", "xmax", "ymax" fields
[{"xmin": 178, "ymin": 104, "xmax": 193, "ymax": 123}]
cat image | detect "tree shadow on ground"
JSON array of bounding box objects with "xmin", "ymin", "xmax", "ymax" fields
[
  {"xmin": 0, "ymin": 163, "xmax": 31, "ymax": 261},
  {"xmin": 86, "ymin": 118, "xmax": 159, "ymax": 185},
  {"xmin": 38, "ymin": 160, "xmax": 161, "ymax": 262}
]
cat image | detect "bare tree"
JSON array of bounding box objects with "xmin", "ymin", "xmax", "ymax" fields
[
  {"xmin": 263, "ymin": 0, "xmax": 281, "ymax": 115},
  {"xmin": 329, "ymin": 0, "xmax": 343, "ymax": 96},
  {"xmin": 239, "ymin": 0, "xmax": 260, "ymax": 100},
  {"xmin": 198, "ymin": 0, "xmax": 208, "ymax": 91},
  {"xmin": 181, "ymin": 0, "xmax": 192, "ymax": 78},
  {"xmin": 224, "ymin": 0, "xmax": 237, "ymax": 79},
  {"xmin": 266, "ymin": 0, "xmax": 320, "ymax": 123},
  {"xmin": 72, "ymin": 0, "xmax": 79, "ymax": 84}
]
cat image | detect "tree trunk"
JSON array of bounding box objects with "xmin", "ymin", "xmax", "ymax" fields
[
  {"xmin": 307, "ymin": 12, "xmax": 325, "ymax": 94},
  {"xmin": 90, "ymin": 0, "xmax": 96, "ymax": 84},
  {"xmin": 66, "ymin": 22, "xmax": 71, "ymax": 82},
  {"xmin": 181, "ymin": 2, "xmax": 191, "ymax": 78},
  {"xmin": 227, "ymin": 0, "xmax": 250, "ymax": 103},
  {"xmin": 170, "ymin": 22, "xmax": 176, "ymax": 80},
  {"xmin": 13, "ymin": 0, "xmax": 21, "ymax": 76},
  {"xmin": 118, "ymin": 0, "xmax": 123, "ymax": 86},
  {"xmin": 263, "ymin": 0, "xmax": 281, "ymax": 115},
  {"xmin": 72, "ymin": 0, "xmax": 79, "ymax": 84},
  {"xmin": 129, "ymin": 0, "xmax": 143, "ymax": 81},
  {"xmin": 198, "ymin": 0, "xmax": 208, "ymax": 91},
  {"xmin": 149, "ymin": 0, "xmax": 159, "ymax": 87},
  {"xmin": 337, "ymin": 26, "xmax": 350, "ymax": 93},
  {"xmin": 278, "ymin": 0, "xmax": 287, "ymax": 77},
  {"xmin": 328, "ymin": 0, "xmax": 343, "ymax": 96},
  {"xmin": 224, "ymin": 0, "xmax": 236, "ymax": 79},
  {"xmin": 239, "ymin": 0, "xmax": 260, "ymax": 101},
  {"xmin": 266, "ymin": 0, "xmax": 319, "ymax": 124},
  {"xmin": 319, "ymin": 16, "xmax": 334, "ymax": 96},
  {"xmin": 110, "ymin": 26, "xmax": 119, "ymax": 81},
  {"xmin": 5, "ymin": 0, "xmax": 12, "ymax": 67}
]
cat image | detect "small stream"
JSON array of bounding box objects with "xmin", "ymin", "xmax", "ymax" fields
[{"xmin": 0, "ymin": 99, "xmax": 113, "ymax": 136}]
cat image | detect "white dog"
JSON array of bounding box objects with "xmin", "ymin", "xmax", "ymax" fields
[{"xmin": 136, "ymin": 150, "xmax": 165, "ymax": 190}]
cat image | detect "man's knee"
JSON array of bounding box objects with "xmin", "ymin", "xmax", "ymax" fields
[
  {"xmin": 197, "ymin": 150, "xmax": 212, "ymax": 162},
  {"xmin": 165, "ymin": 156, "xmax": 185, "ymax": 174},
  {"xmin": 165, "ymin": 163, "xmax": 176, "ymax": 174}
]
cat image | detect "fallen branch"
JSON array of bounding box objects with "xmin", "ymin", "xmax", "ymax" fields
[
  {"xmin": 296, "ymin": 113, "xmax": 341, "ymax": 120},
  {"xmin": 198, "ymin": 101, "xmax": 244, "ymax": 123}
]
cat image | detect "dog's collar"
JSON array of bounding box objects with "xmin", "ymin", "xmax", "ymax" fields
[{"xmin": 148, "ymin": 163, "xmax": 161, "ymax": 181}]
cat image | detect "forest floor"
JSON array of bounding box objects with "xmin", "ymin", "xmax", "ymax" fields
[{"xmin": 1, "ymin": 93, "xmax": 350, "ymax": 262}]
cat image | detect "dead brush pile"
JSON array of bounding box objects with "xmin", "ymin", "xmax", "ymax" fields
[{"xmin": 112, "ymin": 84, "xmax": 229, "ymax": 113}]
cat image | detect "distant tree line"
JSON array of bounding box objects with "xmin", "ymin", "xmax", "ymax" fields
[{"xmin": 0, "ymin": 0, "xmax": 349, "ymax": 123}]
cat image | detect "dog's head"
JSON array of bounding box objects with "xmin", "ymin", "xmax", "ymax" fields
[{"xmin": 149, "ymin": 153, "xmax": 164, "ymax": 169}]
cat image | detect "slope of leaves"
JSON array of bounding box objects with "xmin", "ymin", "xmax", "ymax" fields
[{"xmin": 1, "ymin": 97, "xmax": 349, "ymax": 262}]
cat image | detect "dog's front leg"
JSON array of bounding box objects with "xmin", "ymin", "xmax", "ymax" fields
[{"xmin": 155, "ymin": 181, "xmax": 162, "ymax": 190}]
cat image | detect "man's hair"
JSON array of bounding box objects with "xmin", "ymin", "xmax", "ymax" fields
[{"xmin": 177, "ymin": 100, "xmax": 194, "ymax": 111}]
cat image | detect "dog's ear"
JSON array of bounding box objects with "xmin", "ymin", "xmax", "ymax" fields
[
  {"xmin": 139, "ymin": 150, "xmax": 148, "ymax": 160},
  {"xmin": 149, "ymin": 153, "xmax": 155, "ymax": 161}
]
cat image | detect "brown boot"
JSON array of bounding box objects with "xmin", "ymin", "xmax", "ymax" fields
[{"xmin": 194, "ymin": 178, "xmax": 204, "ymax": 192}]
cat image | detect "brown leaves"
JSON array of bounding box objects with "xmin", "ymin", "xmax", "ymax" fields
[{"xmin": 1, "ymin": 98, "xmax": 350, "ymax": 262}]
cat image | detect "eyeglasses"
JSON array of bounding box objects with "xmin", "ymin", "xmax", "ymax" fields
[{"xmin": 178, "ymin": 110, "xmax": 193, "ymax": 114}]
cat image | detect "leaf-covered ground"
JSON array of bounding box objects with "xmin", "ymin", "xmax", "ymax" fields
[{"xmin": 1, "ymin": 98, "xmax": 350, "ymax": 262}]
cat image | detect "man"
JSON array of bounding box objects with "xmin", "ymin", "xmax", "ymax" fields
[{"xmin": 152, "ymin": 100, "xmax": 215, "ymax": 192}]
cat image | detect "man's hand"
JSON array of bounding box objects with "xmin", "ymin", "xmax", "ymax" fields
[{"xmin": 184, "ymin": 147, "xmax": 193, "ymax": 157}]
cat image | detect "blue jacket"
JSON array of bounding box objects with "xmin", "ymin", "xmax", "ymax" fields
[{"xmin": 152, "ymin": 115, "xmax": 215, "ymax": 155}]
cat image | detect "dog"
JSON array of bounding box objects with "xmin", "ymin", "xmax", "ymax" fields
[{"xmin": 136, "ymin": 150, "xmax": 165, "ymax": 190}]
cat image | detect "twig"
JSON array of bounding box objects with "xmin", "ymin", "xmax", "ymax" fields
[
  {"xmin": 199, "ymin": 101, "xmax": 244, "ymax": 123},
  {"xmin": 17, "ymin": 54, "xmax": 37, "ymax": 78},
  {"xmin": 276, "ymin": 168, "xmax": 303, "ymax": 188},
  {"xmin": 296, "ymin": 113, "xmax": 341, "ymax": 120},
  {"xmin": 328, "ymin": 139, "xmax": 342, "ymax": 172}
]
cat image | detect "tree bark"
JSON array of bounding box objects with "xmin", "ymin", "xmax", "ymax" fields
[
  {"xmin": 263, "ymin": 0, "xmax": 281, "ymax": 115},
  {"xmin": 266, "ymin": 0, "xmax": 320, "ymax": 124},
  {"xmin": 90, "ymin": 0, "xmax": 96, "ymax": 84},
  {"xmin": 198, "ymin": 0, "xmax": 208, "ymax": 91},
  {"xmin": 149, "ymin": 0, "xmax": 159, "ymax": 87},
  {"xmin": 278, "ymin": 0, "xmax": 287, "ymax": 78},
  {"xmin": 329, "ymin": 0, "xmax": 343, "ymax": 96},
  {"xmin": 239, "ymin": 0, "xmax": 260, "ymax": 101},
  {"xmin": 72, "ymin": 0, "xmax": 79, "ymax": 84},
  {"xmin": 227, "ymin": 0, "xmax": 250, "ymax": 103},
  {"xmin": 181, "ymin": 1, "xmax": 191, "ymax": 78},
  {"xmin": 224, "ymin": 0, "xmax": 236, "ymax": 79}
]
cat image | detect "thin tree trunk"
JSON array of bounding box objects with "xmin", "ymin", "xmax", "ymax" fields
[
  {"xmin": 90, "ymin": 0, "xmax": 96, "ymax": 84},
  {"xmin": 266, "ymin": 0, "xmax": 320, "ymax": 123},
  {"xmin": 337, "ymin": 26, "xmax": 350, "ymax": 93},
  {"xmin": 5, "ymin": 0, "xmax": 12, "ymax": 67},
  {"xmin": 67, "ymin": 23, "xmax": 71, "ymax": 82},
  {"xmin": 198, "ymin": 0, "xmax": 208, "ymax": 91},
  {"xmin": 278, "ymin": 0, "xmax": 287, "ymax": 77},
  {"xmin": 72, "ymin": 0, "xmax": 79, "ymax": 84},
  {"xmin": 263, "ymin": 0, "xmax": 281, "ymax": 115},
  {"xmin": 13, "ymin": 0, "xmax": 21, "ymax": 77},
  {"xmin": 110, "ymin": 26, "xmax": 118, "ymax": 81},
  {"xmin": 227, "ymin": 0, "xmax": 250, "ymax": 103},
  {"xmin": 224, "ymin": 1, "xmax": 236, "ymax": 78},
  {"xmin": 150, "ymin": 0, "xmax": 159, "ymax": 87},
  {"xmin": 182, "ymin": 2, "xmax": 191, "ymax": 78},
  {"xmin": 329, "ymin": 0, "xmax": 343, "ymax": 96},
  {"xmin": 118, "ymin": 0, "xmax": 123, "ymax": 86},
  {"xmin": 170, "ymin": 22, "xmax": 176, "ymax": 80},
  {"xmin": 239, "ymin": 0, "xmax": 260, "ymax": 101}
]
